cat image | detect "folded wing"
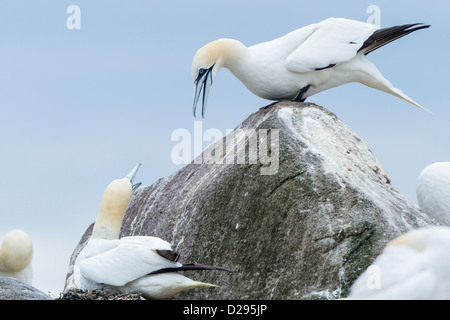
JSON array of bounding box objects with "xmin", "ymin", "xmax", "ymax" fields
[
  {"xmin": 285, "ymin": 18, "xmax": 377, "ymax": 73},
  {"xmin": 79, "ymin": 236, "xmax": 181, "ymax": 286}
]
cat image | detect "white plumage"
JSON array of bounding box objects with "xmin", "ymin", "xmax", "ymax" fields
[
  {"xmin": 0, "ymin": 229, "xmax": 33, "ymax": 285},
  {"xmin": 192, "ymin": 17, "xmax": 430, "ymax": 117},
  {"xmin": 417, "ymin": 162, "xmax": 450, "ymax": 226},
  {"xmin": 71, "ymin": 163, "xmax": 232, "ymax": 299},
  {"xmin": 78, "ymin": 236, "xmax": 177, "ymax": 287},
  {"xmin": 76, "ymin": 236, "xmax": 226, "ymax": 299},
  {"xmin": 347, "ymin": 226, "xmax": 450, "ymax": 299}
]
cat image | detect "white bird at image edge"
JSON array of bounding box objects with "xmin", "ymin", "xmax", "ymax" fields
[
  {"xmin": 347, "ymin": 226, "xmax": 450, "ymax": 299},
  {"xmin": 416, "ymin": 162, "xmax": 450, "ymax": 226}
]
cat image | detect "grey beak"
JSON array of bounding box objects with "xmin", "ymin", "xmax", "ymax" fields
[
  {"xmin": 125, "ymin": 163, "xmax": 141, "ymax": 185},
  {"xmin": 192, "ymin": 64, "xmax": 214, "ymax": 118}
]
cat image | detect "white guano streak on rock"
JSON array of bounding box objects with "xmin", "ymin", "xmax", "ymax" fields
[
  {"xmin": 171, "ymin": 164, "xmax": 224, "ymax": 248},
  {"xmin": 276, "ymin": 107, "xmax": 403, "ymax": 229},
  {"xmin": 129, "ymin": 178, "xmax": 168, "ymax": 235}
]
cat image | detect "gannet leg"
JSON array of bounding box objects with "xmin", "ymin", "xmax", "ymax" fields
[
  {"xmin": 292, "ymin": 84, "xmax": 311, "ymax": 102},
  {"xmin": 259, "ymin": 101, "xmax": 280, "ymax": 110}
]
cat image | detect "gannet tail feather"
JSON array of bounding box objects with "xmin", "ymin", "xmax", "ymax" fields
[
  {"xmin": 385, "ymin": 85, "xmax": 431, "ymax": 112},
  {"xmin": 359, "ymin": 23, "xmax": 431, "ymax": 55},
  {"xmin": 147, "ymin": 263, "xmax": 235, "ymax": 275}
]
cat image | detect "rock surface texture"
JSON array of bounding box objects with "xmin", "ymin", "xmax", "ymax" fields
[
  {"xmin": 65, "ymin": 101, "xmax": 437, "ymax": 299},
  {"xmin": 0, "ymin": 277, "xmax": 52, "ymax": 300}
]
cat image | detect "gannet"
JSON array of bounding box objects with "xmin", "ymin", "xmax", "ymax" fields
[
  {"xmin": 0, "ymin": 229, "xmax": 33, "ymax": 285},
  {"xmin": 192, "ymin": 17, "xmax": 430, "ymax": 117},
  {"xmin": 416, "ymin": 162, "xmax": 450, "ymax": 226},
  {"xmin": 347, "ymin": 226, "xmax": 450, "ymax": 299},
  {"xmin": 73, "ymin": 163, "xmax": 233, "ymax": 299}
]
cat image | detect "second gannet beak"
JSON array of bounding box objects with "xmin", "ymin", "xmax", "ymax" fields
[
  {"xmin": 125, "ymin": 163, "xmax": 142, "ymax": 191},
  {"xmin": 193, "ymin": 64, "xmax": 215, "ymax": 118}
]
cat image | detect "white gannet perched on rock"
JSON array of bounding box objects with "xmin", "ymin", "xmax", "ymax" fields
[
  {"xmin": 73, "ymin": 163, "xmax": 233, "ymax": 299},
  {"xmin": 0, "ymin": 229, "xmax": 33, "ymax": 285},
  {"xmin": 416, "ymin": 162, "xmax": 450, "ymax": 226},
  {"xmin": 347, "ymin": 226, "xmax": 450, "ymax": 299},
  {"xmin": 192, "ymin": 17, "xmax": 430, "ymax": 117}
]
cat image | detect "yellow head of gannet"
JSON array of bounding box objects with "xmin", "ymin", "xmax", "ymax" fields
[
  {"xmin": 192, "ymin": 18, "xmax": 430, "ymax": 118},
  {"xmin": 192, "ymin": 38, "xmax": 247, "ymax": 118},
  {"xmin": 91, "ymin": 163, "xmax": 141, "ymax": 240},
  {"xmin": 0, "ymin": 229, "xmax": 33, "ymax": 285}
]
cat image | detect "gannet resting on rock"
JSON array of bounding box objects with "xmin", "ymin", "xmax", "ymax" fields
[
  {"xmin": 0, "ymin": 229, "xmax": 33, "ymax": 285},
  {"xmin": 416, "ymin": 162, "xmax": 450, "ymax": 226},
  {"xmin": 347, "ymin": 226, "xmax": 450, "ymax": 299},
  {"xmin": 192, "ymin": 17, "xmax": 430, "ymax": 117},
  {"xmin": 73, "ymin": 163, "xmax": 233, "ymax": 299}
]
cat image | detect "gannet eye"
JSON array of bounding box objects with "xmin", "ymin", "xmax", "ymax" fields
[{"xmin": 198, "ymin": 68, "xmax": 206, "ymax": 75}]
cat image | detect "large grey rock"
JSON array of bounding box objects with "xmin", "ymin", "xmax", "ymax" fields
[
  {"xmin": 0, "ymin": 277, "xmax": 53, "ymax": 300},
  {"xmin": 65, "ymin": 101, "xmax": 437, "ymax": 299}
]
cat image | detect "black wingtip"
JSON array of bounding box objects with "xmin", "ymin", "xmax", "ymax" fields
[
  {"xmin": 180, "ymin": 263, "xmax": 236, "ymax": 273},
  {"xmin": 359, "ymin": 23, "xmax": 431, "ymax": 55},
  {"xmin": 156, "ymin": 249, "xmax": 180, "ymax": 262},
  {"xmin": 147, "ymin": 263, "xmax": 235, "ymax": 276}
]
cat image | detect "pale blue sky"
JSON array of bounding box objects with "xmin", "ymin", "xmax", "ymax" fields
[{"xmin": 0, "ymin": 1, "xmax": 448, "ymax": 296}]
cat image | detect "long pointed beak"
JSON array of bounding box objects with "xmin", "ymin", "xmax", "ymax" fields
[
  {"xmin": 192, "ymin": 65, "xmax": 214, "ymax": 118},
  {"xmin": 125, "ymin": 163, "xmax": 141, "ymax": 184}
]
